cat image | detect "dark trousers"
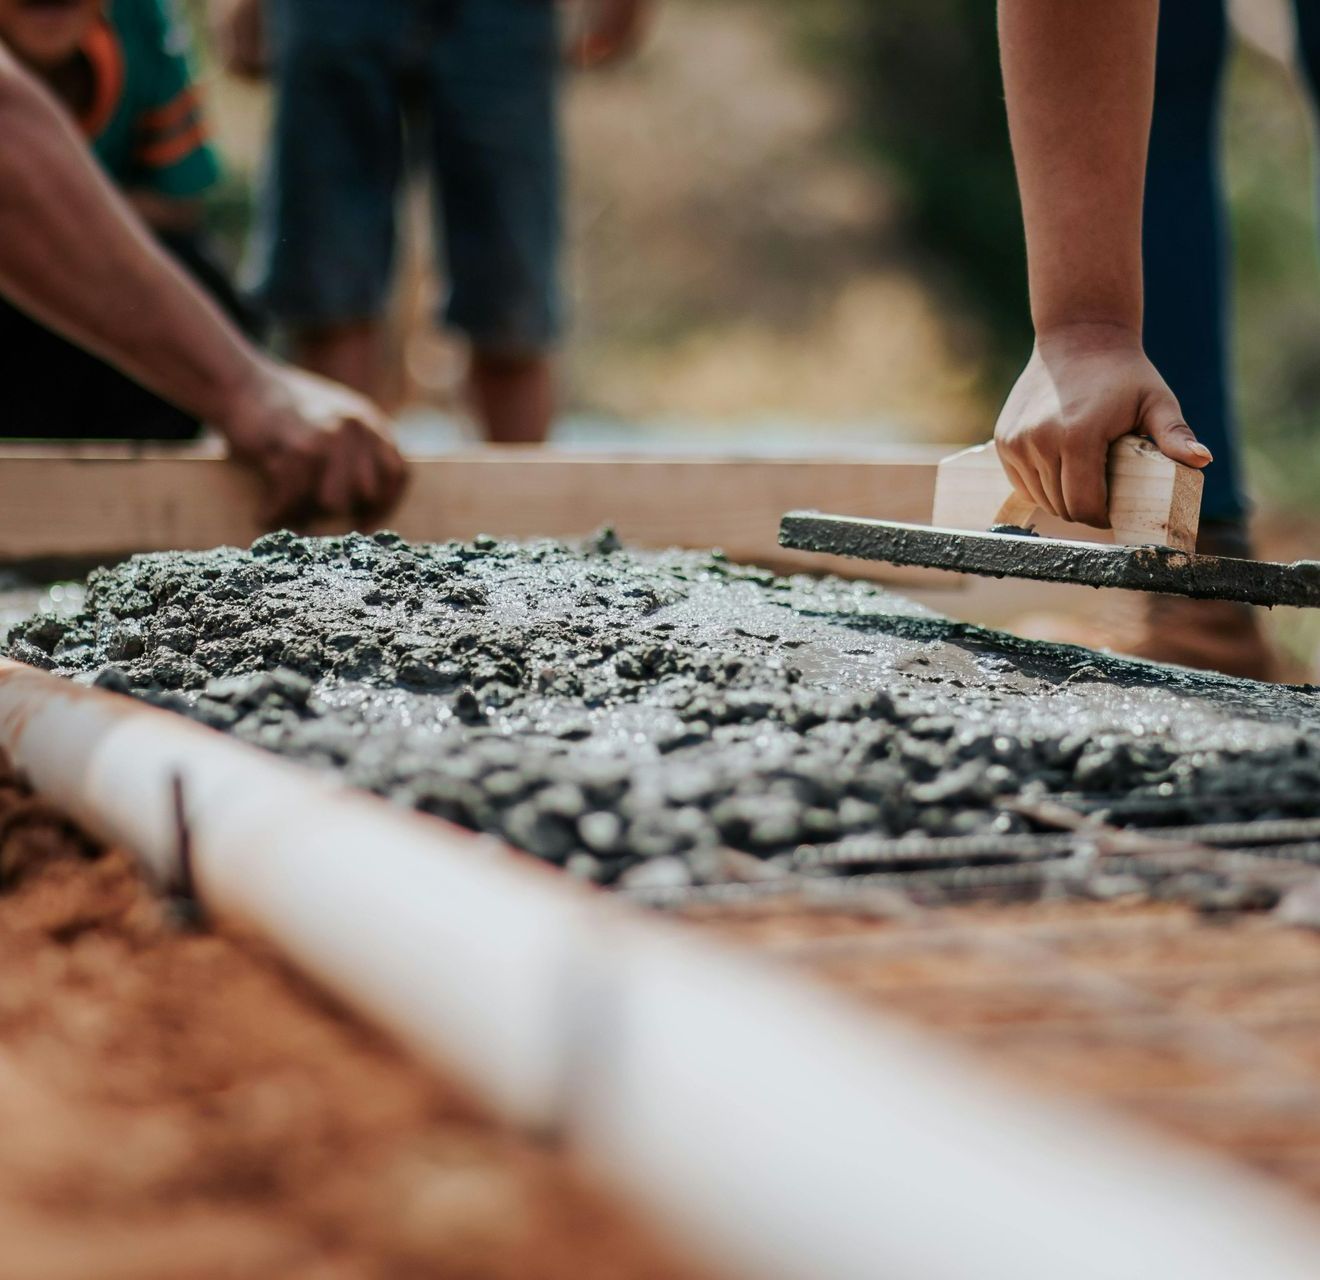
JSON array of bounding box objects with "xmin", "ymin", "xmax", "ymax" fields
[
  {"xmin": 0, "ymin": 233, "xmax": 259, "ymax": 442},
  {"xmin": 1145, "ymin": 0, "xmax": 1320, "ymax": 522}
]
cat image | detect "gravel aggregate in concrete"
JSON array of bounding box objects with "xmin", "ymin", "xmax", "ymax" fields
[{"xmin": 5, "ymin": 531, "xmax": 1320, "ymax": 887}]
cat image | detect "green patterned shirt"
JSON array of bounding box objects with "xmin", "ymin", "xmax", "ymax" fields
[{"xmin": 76, "ymin": 0, "xmax": 220, "ymax": 198}]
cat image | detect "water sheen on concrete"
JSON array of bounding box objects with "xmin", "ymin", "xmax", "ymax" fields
[{"xmin": 5, "ymin": 531, "xmax": 1319, "ymax": 887}]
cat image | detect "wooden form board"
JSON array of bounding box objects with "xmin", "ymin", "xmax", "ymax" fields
[
  {"xmin": 931, "ymin": 436, "xmax": 1202, "ymax": 552},
  {"xmin": 0, "ymin": 445, "xmax": 953, "ymax": 584}
]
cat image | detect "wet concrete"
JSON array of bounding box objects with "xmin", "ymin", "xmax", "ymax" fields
[
  {"xmin": 780, "ymin": 513, "xmax": 1320, "ymax": 607},
  {"xmin": 4, "ymin": 531, "xmax": 1320, "ymax": 889},
  {"xmin": 0, "ymin": 576, "xmax": 82, "ymax": 643}
]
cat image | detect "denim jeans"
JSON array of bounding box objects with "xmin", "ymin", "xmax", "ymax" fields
[
  {"xmin": 1144, "ymin": 0, "xmax": 1320, "ymax": 522},
  {"xmin": 252, "ymin": 0, "xmax": 563, "ymax": 354}
]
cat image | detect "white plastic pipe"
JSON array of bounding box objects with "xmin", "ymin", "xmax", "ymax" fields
[{"xmin": 1, "ymin": 656, "xmax": 1318, "ymax": 1280}]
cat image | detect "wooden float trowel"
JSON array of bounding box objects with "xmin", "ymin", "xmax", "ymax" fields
[{"xmin": 779, "ymin": 436, "xmax": 1320, "ymax": 608}]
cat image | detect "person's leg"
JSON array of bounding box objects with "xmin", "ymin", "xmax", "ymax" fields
[
  {"xmin": 71, "ymin": 362, "xmax": 202, "ymax": 441},
  {"xmin": 469, "ymin": 350, "xmax": 555, "ymax": 444},
  {"xmin": 249, "ymin": 0, "xmax": 406, "ymax": 401},
  {"xmin": 295, "ymin": 321, "xmax": 386, "ymax": 398},
  {"xmin": 1144, "ymin": 0, "xmax": 1245, "ymax": 524},
  {"xmin": 0, "ymin": 297, "xmax": 119, "ymax": 440},
  {"xmin": 0, "ymin": 326, "xmax": 200, "ymax": 442},
  {"xmin": 427, "ymin": 0, "xmax": 563, "ymax": 443}
]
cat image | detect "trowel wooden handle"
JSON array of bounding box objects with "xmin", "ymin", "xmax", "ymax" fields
[
  {"xmin": 932, "ymin": 434, "xmax": 1203, "ymax": 552},
  {"xmin": 993, "ymin": 492, "xmax": 1039, "ymax": 530}
]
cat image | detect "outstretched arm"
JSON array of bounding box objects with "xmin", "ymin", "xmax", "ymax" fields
[
  {"xmin": 0, "ymin": 48, "xmax": 405, "ymax": 523},
  {"xmin": 995, "ymin": 0, "xmax": 1210, "ymax": 528}
]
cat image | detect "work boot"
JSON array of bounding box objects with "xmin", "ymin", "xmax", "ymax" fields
[{"xmin": 1015, "ymin": 520, "xmax": 1283, "ymax": 682}]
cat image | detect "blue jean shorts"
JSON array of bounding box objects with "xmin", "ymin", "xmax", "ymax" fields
[{"xmin": 251, "ymin": 0, "xmax": 562, "ymax": 354}]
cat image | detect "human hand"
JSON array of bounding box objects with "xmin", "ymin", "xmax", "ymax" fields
[
  {"xmin": 220, "ymin": 363, "xmax": 409, "ymax": 527},
  {"xmin": 568, "ymin": 0, "xmax": 653, "ymax": 69},
  {"xmin": 214, "ymin": 0, "xmax": 267, "ymax": 80},
  {"xmin": 994, "ymin": 323, "xmax": 1211, "ymax": 528}
]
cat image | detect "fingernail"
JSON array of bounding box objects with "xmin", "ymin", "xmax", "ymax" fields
[{"xmin": 1188, "ymin": 443, "xmax": 1213, "ymax": 461}]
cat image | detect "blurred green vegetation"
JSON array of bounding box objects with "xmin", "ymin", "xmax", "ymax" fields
[
  {"xmin": 1223, "ymin": 45, "xmax": 1320, "ymax": 514},
  {"xmin": 786, "ymin": 0, "xmax": 1031, "ymax": 393}
]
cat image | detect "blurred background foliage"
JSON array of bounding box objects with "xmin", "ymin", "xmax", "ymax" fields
[
  {"xmin": 1223, "ymin": 30, "xmax": 1320, "ymax": 515},
  {"xmin": 787, "ymin": 0, "xmax": 1031, "ymax": 385}
]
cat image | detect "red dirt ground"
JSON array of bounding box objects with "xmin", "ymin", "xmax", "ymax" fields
[
  {"xmin": 0, "ymin": 773, "xmax": 705, "ymax": 1280},
  {"xmin": 14, "ymin": 753, "xmax": 1320, "ymax": 1272},
  {"xmin": 689, "ymin": 895, "xmax": 1320, "ymax": 1205}
]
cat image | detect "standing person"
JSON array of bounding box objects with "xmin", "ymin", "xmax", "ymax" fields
[
  {"xmin": 219, "ymin": 0, "xmax": 652, "ymax": 444},
  {"xmin": 0, "ymin": 38, "xmax": 407, "ymax": 522},
  {"xmin": 994, "ymin": 0, "xmax": 1293, "ymax": 681}
]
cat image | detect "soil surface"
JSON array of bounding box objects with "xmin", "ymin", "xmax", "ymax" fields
[
  {"xmin": 6, "ymin": 532, "xmax": 1320, "ymax": 893},
  {"xmin": 688, "ymin": 895, "xmax": 1320, "ymax": 1206},
  {"xmin": 0, "ymin": 771, "xmax": 703, "ymax": 1280}
]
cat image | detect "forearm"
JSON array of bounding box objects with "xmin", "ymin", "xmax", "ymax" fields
[
  {"xmin": 998, "ymin": 0, "xmax": 1158, "ymax": 336},
  {"xmin": 0, "ymin": 53, "xmax": 267, "ymax": 425}
]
